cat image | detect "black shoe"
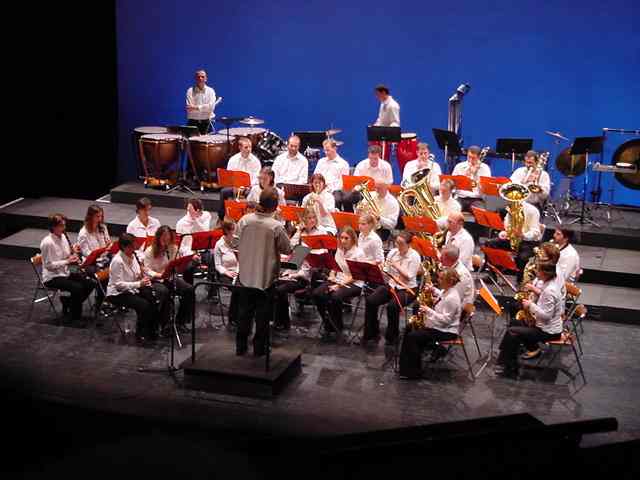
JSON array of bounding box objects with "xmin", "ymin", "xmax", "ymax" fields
[
  {"xmin": 60, "ymin": 297, "xmax": 71, "ymax": 315},
  {"xmin": 494, "ymin": 364, "xmax": 519, "ymax": 378},
  {"xmin": 253, "ymin": 349, "xmax": 266, "ymax": 357},
  {"xmin": 236, "ymin": 345, "xmax": 248, "ymax": 356},
  {"xmin": 428, "ymin": 345, "xmax": 448, "ymax": 362},
  {"xmin": 177, "ymin": 324, "xmax": 191, "ymax": 334},
  {"xmin": 274, "ymin": 324, "xmax": 290, "ymax": 332}
]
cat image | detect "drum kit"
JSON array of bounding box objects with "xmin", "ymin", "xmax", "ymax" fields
[{"xmin": 135, "ymin": 116, "xmax": 289, "ymax": 192}]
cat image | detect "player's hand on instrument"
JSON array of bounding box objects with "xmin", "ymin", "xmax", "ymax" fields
[
  {"xmin": 154, "ymin": 272, "xmax": 163, "ymax": 280},
  {"xmin": 329, "ymin": 283, "xmax": 340, "ymax": 292},
  {"xmin": 228, "ymin": 270, "xmax": 238, "ymax": 279},
  {"xmin": 498, "ymin": 231, "xmax": 508, "ymax": 240},
  {"xmin": 193, "ymin": 254, "xmax": 201, "ymax": 263},
  {"xmin": 140, "ymin": 277, "xmax": 152, "ymax": 287},
  {"xmin": 522, "ymin": 299, "xmax": 532, "ymax": 310},
  {"xmin": 524, "ymin": 283, "xmax": 539, "ymax": 293},
  {"xmin": 67, "ymin": 254, "xmax": 80, "ymax": 264}
]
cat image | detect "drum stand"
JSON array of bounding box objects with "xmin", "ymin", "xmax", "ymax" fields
[
  {"xmin": 565, "ymin": 137, "xmax": 604, "ymax": 227},
  {"xmin": 166, "ymin": 126, "xmax": 200, "ymax": 195}
]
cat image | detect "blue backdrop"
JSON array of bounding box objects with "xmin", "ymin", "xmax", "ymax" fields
[{"xmin": 116, "ymin": 0, "xmax": 639, "ymax": 206}]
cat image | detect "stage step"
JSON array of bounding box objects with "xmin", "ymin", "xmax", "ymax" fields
[
  {"xmin": 575, "ymin": 245, "xmax": 640, "ymax": 288},
  {"xmin": 543, "ymin": 220, "xmax": 640, "ymax": 252},
  {"xmin": 110, "ymin": 182, "xmax": 222, "ymax": 212},
  {"xmin": 0, "ymin": 229, "xmax": 79, "ymax": 260}
]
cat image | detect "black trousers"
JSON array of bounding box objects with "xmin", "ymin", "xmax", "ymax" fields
[
  {"xmin": 107, "ymin": 284, "xmax": 167, "ymax": 337},
  {"xmin": 163, "ymin": 277, "xmax": 195, "ymax": 325},
  {"xmin": 364, "ymin": 286, "xmax": 415, "ymax": 343},
  {"xmin": 45, "ymin": 275, "xmax": 95, "ymax": 321},
  {"xmin": 312, "ymin": 282, "xmax": 361, "ymax": 332},
  {"xmin": 399, "ymin": 327, "xmax": 458, "ymax": 378},
  {"xmin": 333, "ymin": 190, "xmax": 349, "ymax": 212},
  {"xmin": 458, "ymin": 197, "xmax": 483, "ymax": 213},
  {"xmin": 341, "ymin": 190, "xmax": 360, "ymax": 213},
  {"xmin": 218, "ymin": 187, "xmax": 237, "ymax": 221},
  {"xmin": 484, "ymin": 238, "xmax": 538, "ymax": 283},
  {"xmin": 236, "ymin": 286, "xmax": 274, "ymax": 354},
  {"xmin": 274, "ymin": 277, "xmax": 308, "ymax": 329},
  {"xmin": 187, "ymin": 118, "xmax": 212, "ymax": 135},
  {"xmin": 497, "ymin": 320, "xmax": 561, "ymax": 370},
  {"xmin": 217, "ymin": 274, "xmax": 240, "ymax": 325}
]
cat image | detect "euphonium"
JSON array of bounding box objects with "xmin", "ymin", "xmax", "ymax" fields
[
  {"xmin": 398, "ymin": 168, "xmax": 444, "ymax": 246},
  {"xmin": 354, "ymin": 180, "xmax": 382, "ymax": 221},
  {"xmin": 527, "ymin": 151, "xmax": 549, "ymax": 194},
  {"xmin": 499, "ymin": 182, "xmax": 530, "ymax": 251}
]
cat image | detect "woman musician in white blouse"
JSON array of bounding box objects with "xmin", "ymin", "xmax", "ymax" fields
[
  {"xmin": 246, "ymin": 166, "xmax": 286, "ymax": 206},
  {"xmin": 301, "ymin": 173, "xmax": 337, "ymax": 235},
  {"xmin": 106, "ymin": 233, "xmax": 168, "ymax": 343},
  {"xmin": 77, "ymin": 205, "xmax": 112, "ymax": 303},
  {"xmin": 176, "ymin": 198, "xmax": 209, "ymax": 284},
  {"xmin": 213, "ymin": 219, "xmax": 240, "ymax": 326},
  {"xmin": 357, "ymin": 213, "xmax": 384, "ymax": 265},
  {"xmin": 39, "ymin": 214, "xmax": 95, "ymax": 324},
  {"xmin": 399, "ymin": 268, "xmax": 462, "ymax": 379},
  {"xmin": 311, "ymin": 225, "xmax": 365, "ymax": 339},
  {"xmin": 494, "ymin": 261, "xmax": 564, "ymax": 378},
  {"xmin": 143, "ymin": 226, "xmax": 195, "ymax": 334},
  {"xmin": 362, "ymin": 231, "xmax": 420, "ymax": 346}
]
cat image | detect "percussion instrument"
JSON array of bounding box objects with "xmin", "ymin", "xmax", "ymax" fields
[
  {"xmin": 255, "ymin": 130, "xmax": 287, "ymax": 160},
  {"xmin": 239, "ymin": 116, "xmax": 265, "ymax": 126},
  {"xmin": 188, "ymin": 134, "xmax": 229, "ymax": 190},
  {"xmin": 133, "ymin": 127, "xmax": 169, "ymax": 177},
  {"xmin": 397, "ymin": 132, "xmax": 418, "ymax": 173},
  {"xmin": 612, "ymin": 138, "xmax": 640, "ymax": 190},
  {"xmin": 555, "ymin": 146, "xmax": 586, "ymax": 177},
  {"xmin": 218, "ymin": 127, "xmax": 267, "ymax": 153},
  {"xmin": 139, "ymin": 133, "xmax": 183, "ymax": 188}
]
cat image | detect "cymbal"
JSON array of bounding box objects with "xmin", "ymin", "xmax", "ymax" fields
[
  {"xmin": 555, "ymin": 146, "xmax": 586, "ymax": 177},
  {"xmin": 326, "ymin": 128, "xmax": 342, "ymax": 136},
  {"xmin": 240, "ymin": 116, "xmax": 265, "ymax": 126},
  {"xmin": 545, "ymin": 130, "xmax": 569, "ymax": 141},
  {"xmin": 613, "ymin": 139, "xmax": 640, "ymax": 190}
]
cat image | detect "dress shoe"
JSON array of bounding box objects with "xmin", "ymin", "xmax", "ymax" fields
[{"xmin": 521, "ymin": 348, "xmax": 541, "ymax": 360}]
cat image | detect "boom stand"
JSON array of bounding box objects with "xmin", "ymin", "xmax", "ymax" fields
[{"xmin": 565, "ymin": 136, "xmax": 603, "ymax": 227}]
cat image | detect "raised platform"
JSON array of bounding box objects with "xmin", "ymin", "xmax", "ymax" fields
[
  {"xmin": 182, "ymin": 342, "xmax": 302, "ymax": 398},
  {"xmin": 110, "ymin": 182, "xmax": 222, "ymax": 212}
]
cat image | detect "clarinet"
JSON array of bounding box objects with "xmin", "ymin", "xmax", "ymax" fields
[
  {"xmin": 62, "ymin": 231, "xmax": 84, "ymax": 277},
  {"xmin": 133, "ymin": 251, "xmax": 160, "ymax": 307}
]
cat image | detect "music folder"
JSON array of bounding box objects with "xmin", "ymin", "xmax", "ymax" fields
[
  {"xmin": 217, "ymin": 168, "xmax": 251, "ymax": 189},
  {"xmin": 278, "ymin": 205, "xmax": 306, "ymax": 222},
  {"xmin": 161, "ymin": 254, "xmax": 195, "ymax": 279},
  {"xmin": 305, "ymin": 251, "xmax": 342, "ymax": 272},
  {"xmin": 191, "ymin": 229, "xmax": 224, "ymax": 250},
  {"xmin": 410, "ymin": 236, "xmax": 439, "ymax": 259},
  {"xmin": 280, "ymin": 244, "xmax": 311, "ymax": 271},
  {"xmin": 331, "ymin": 211, "xmax": 359, "ymax": 230},
  {"xmin": 342, "ymin": 175, "xmax": 375, "ymax": 191},
  {"xmin": 81, "ymin": 246, "xmax": 109, "ymax": 268},
  {"xmin": 301, "ymin": 234, "xmax": 338, "ymax": 251},
  {"xmin": 471, "ymin": 206, "xmax": 505, "ymax": 231},
  {"xmin": 403, "ymin": 215, "xmax": 439, "ymax": 235},
  {"xmin": 346, "ymin": 260, "xmax": 385, "ymax": 284},
  {"xmin": 440, "ymin": 174, "xmax": 474, "ymax": 192},
  {"xmin": 478, "ymin": 278, "xmax": 503, "ymax": 315},
  {"xmin": 481, "ymin": 246, "xmax": 518, "ymax": 272}
]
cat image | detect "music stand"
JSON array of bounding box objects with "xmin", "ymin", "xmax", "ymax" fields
[
  {"xmin": 301, "ymin": 234, "xmax": 338, "ymax": 251},
  {"xmin": 283, "ymin": 183, "xmax": 311, "ymax": 201},
  {"xmin": 345, "ymin": 260, "xmax": 386, "ymax": 344},
  {"xmin": 496, "ymin": 138, "xmax": 533, "ymax": 173},
  {"xmin": 367, "ymin": 126, "xmax": 401, "ymax": 162},
  {"xmin": 566, "ymin": 136, "xmax": 603, "ymax": 227},
  {"xmin": 166, "ymin": 125, "xmax": 200, "ymax": 194},
  {"xmin": 402, "ymin": 215, "xmax": 439, "ymax": 236},
  {"xmin": 474, "ymin": 278, "xmax": 507, "ymax": 377},
  {"xmin": 294, "ymin": 131, "xmax": 328, "ymax": 153},
  {"xmin": 331, "ymin": 211, "xmax": 359, "ymax": 231},
  {"xmin": 432, "ymin": 128, "xmax": 463, "ymax": 173}
]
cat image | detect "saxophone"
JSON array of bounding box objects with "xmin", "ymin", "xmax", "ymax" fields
[
  {"xmin": 499, "ymin": 182, "xmax": 530, "ymax": 251},
  {"xmin": 406, "ymin": 257, "xmax": 439, "ymax": 330},
  {"xmin": 514, "ymin": 248, "xmax": 540, "ymax": 325}
]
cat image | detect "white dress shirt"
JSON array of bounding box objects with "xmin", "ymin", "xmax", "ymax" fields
[
  {"xmin": 435, "ymin": 195, "xmax": 462, "ymax": 229},
  {"xmin": 445, "ymin": 228, "xmax": 475, "ymax": 271},
  {"xmin": 40, "ymin": 233, "xmax": 72, "ymax": 284},
  {"xmin": 385, "ymin": 247, "xmax": 421, "ymax": 290},
  {"xmin": 143, "ymin": 245, "xmax": 178, "ymax": 278},
  {"xmin": 313, "ymin": 155, "xmax": 350, "ymax": 192},
  {"xmin": 77, "ymin": 225, "xmax": 110, "ymax": 259},
  {"xmin": 376, "ymin": 191, "xmax": 400, "ymax": 230},
  {"xmin": 504, "ymin": 201, "xmax": 541, "ymax": 242},
  {"xmin": 528, "ymin": 278, "xmax": 564, "ymax": 335},
  {"xmin": 176, "ymin": 211, "xmax": 212, "ymax": 256},
  {"xmin": 557, "ymin": 244, "xmax": 580, "ymax": 283},
  {"xmin": 107, "ymin": 251, "xmax": 144, "ymax": 297},
  {"xmin": 422, "ymin": 287, "xmax": 461, "ymax": 335},
  {"xmin": 126, "ymin": 215, "xmax": 161, "ymax": 239},
  {"xmin": 354, "ymin": 158, "xmax": 394, "ymax": 185},
  {"xmin": 272, "ymin": 152, "xmax": 308, "ymax": 185},
  {"xmin": 402, "ymin": 159, "xmax": 442, "ymax": 193},
  {"xmin": 358, "ymin": 231, "xmax": 384, "ymax": 264},
  {"xmin": 186, "ymin": 85, "xmax": 216, "ymax": 121},
  {"xmin": 453, "ymin": 261, "xmax": 475, "ymax": 306},
  {"xmin": 335, "ymin": 246, "xmax": 366, "ymax": 287},
  {"xmin": 374, "ymin": 96, "xmax": 401, "ymax": 127},
  {"xmin": 452, "ymin": 161, "xmax": 492, "ymax": 198},
  {"xmin": 227, "ymin": 152, "xmax": 262, "ymax": 186},
  {"xmin": 213, "ymin": 237, "xmax": 239, "ymax": 278},
  {"xmin": 301, "ymin": 190, "xmax": 337, "ymax": 234},
  {"xmin": 246, "ymin": 185, "xmax": 286, "ymax": 205},
  {"xmin": 510, "ymin": 166, "xmax": 551, "ymax": 205}
]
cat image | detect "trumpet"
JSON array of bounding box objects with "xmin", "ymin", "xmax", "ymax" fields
[{"xmin": 467, "ymin": 146, "xmax": 490, "ymax": 189}]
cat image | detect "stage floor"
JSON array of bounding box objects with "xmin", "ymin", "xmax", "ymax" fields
[{"xmin": 2, "ymin": 257, "xmax": 638, "ymax": 447}]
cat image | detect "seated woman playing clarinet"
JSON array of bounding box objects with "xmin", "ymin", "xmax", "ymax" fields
[{"xmin": 77, "ymin": 204, "xmax": 112, "ymax": 304}]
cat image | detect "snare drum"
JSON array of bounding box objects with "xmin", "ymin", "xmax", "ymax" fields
[
  {"xmin": 397, "ymin": 132, "xmax": 418, "ymax": 174},
  {"xmin": 255, "ymin": 131, "xmax": 286, "ymax": 160},
  {"xmin": 188, "ymin": 134, "xmax": 229, "ymax": 190},
  {"xmin": 139, "ymin": 133, "xmax": 183, "ymax": 188},
  {"xmin": 218, "ymin": 127, "xmax": 266, "ymax": 153}
]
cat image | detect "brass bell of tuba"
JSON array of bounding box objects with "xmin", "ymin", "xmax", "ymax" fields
[{"xmin": 499, "ymin": 182, "xmax": 530, "ymax": 251}]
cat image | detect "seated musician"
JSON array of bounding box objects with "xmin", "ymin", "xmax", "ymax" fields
[
  {"xmin": 77, "ymin": 204, "xmax": 112, "ymax": 303},
  {"xmin": 313, "ymin": 138, "xmax": 350, "ymax": 211},
  {"xmin": 374, "ymin": 182, "xmax": 400, "ymax": 241},
  {"xmin": 485, "ymin": 198, "xmax": 541, "ymax": 283},
  {"xmin": 444, "ymin": 212, "xmax": 475, "ymax": 271},
  {"xmin": 40, "ymin": 214, "xmax": 95, "ymax": 324},
  {"xmin": 176, "ymin": 198, "xmax": 209, "ymax": 284},
  {"xmin": 343, "ymin": 145, "xmax": 393, "ymax": 212},
  {"xmin": 272, "ymin": 135, "xmax": 308, "ymax": 202},
  {"xmin": 246, "ymin": 166, "xmax": 286, "ymax": 206},
  {"xmin": 510, "ymin": 150, "xmax": 550, "ymax": 214},
  {"xmin": 301, "ymin": 173, "xmax": 337, "ymax": 235},
  {"xmin": 311, "ymin": 226, "xmax": 365, "ymax": 340},
  {"xmin": 126, "ymin": 197, "xmax": 161, "ymax": 251},
  {"xmin": 363, "ymin": 231, "xmax": 420, "ymax": 346},
  {"xmin": 398, "ymin": 268, "xmax": 462, "ymax": 379},
  {"xmin": 274, "ymin": 208, "xmax": 327, "ymax": 331},
  {"xmin": 217, "ymin": 136, "xmax": 262, "ymax": 223},
  {"xmin": 554, "ymin": 228, "xmax": 581, "ymax": 283},
  {"xmin": 451, "ymin": 145, "xmax": 491, "ymax": 212},
  {"xmin": 440, "ymin": 245, "xmax": 475, "ymax": 307},
  {"xmin": 357, "ymin": 213, "xmax": 384, "ymax": 265},
  {"xmin": 143, "ymin": 226, "xmax": 195, "ymax": 334},
  {"xmin": 213, "ymin": 219, "xmax": 240, "ymax": 326},
  {"xmin": 434, "ymin": 179, "xmax": 461, "ymax": 230},
  {"xmin": 107, "ymin": 233, "xmax": 168, "ymax": 343},
  {"xmin": 402, "ymin": 143, "xmax": 442, "ymax": 195},
  {"xmin": 494, "ymin": 261, "xmax": 563, "ymax": 378}
]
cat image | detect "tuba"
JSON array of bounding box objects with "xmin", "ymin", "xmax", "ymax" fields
[{"xmin": 499, "ymin": 182, "xmax": 530, "ymax": 251}]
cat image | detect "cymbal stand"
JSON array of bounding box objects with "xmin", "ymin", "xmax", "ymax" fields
[{"xmin": 566, "ymin": 151, "xmax": 599, "ymax": 227}]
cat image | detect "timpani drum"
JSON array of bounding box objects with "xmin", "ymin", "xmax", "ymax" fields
[
  {"xmin": 397, "ymin": 132, "xmax": 418, "ymax": 174},
  {"xmin": 139, "ymin": 133, "xmax": 183, "ymax": 188},
  {"xmin": 188, "ymin": 134, "xmax": 229, "ymax": 190},
  {"xmin": 133, "ymin": 127, "xmax": 169, "ymax": 177},
  {"xmin": 218, "ymin": 127, "xmax": 267, "ymax": 153}
]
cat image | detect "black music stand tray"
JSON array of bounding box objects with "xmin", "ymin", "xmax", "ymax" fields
[
  {"xmin": 166, "ymin": 125, "xmax": 200, "ymax": 195},
  {"xmin": 294, "ymin": 131, "xmax": 329, "ymax": 153},
  {"xmin": 367, "ymin": 126, "xmax": 401, "ymax": 161},
  {"xmin": 496, "ymin": 138, "xmax": 533, "ymax": 173},
  {"xmin": 566, "ymin": 136, "xmax": 603, "ymax": 227},
  {"xmin": 432, "ymin": 128, "xmax": 463, "ymax": 173},
  {"xmin": 217, "ymin": 116, "xmax": 245, "ymax": 163}
]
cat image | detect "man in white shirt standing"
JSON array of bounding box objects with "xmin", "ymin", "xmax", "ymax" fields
[
  {"xmin": 272, "ymin": 135, "xmax": 308, "ymax": 202},
  {"xmin": 553, "ymin": 228, "xmax": 581, "ymax": 282},
  {"xmin": 373, "ymin": 84, "xmax": 400, "ymax": 127},
  {"xmin": 510, "ymin": 150, "xmax": 551, "ymax": 215},
  {"xmin": 313, "ymin": 138, "xmax": 350, "ymax": 211},
  {"xmin": 186, "ymin": 69, "xmax": 217, "ymax": 135},
  {"xmin": 435, "ymin": 179, "xmax": 462, "ymax": 230},
  {"xmin": 452, "ymin": 145, "xmax": 491, "ymax": 212},
  {"xmin": 218, "ymin": 137, "xmax": 262, "ymax": 222},
  {"xmin": 444, "ymin": 212, "xmax": 475, "ymax": 271},
  {"xmin": 345, "ymin": 145, "xmax": 393, "ymax": 212},
  {"xmin": 402, "ymin": 143, "xmax": 442, "ymax": 195}
]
